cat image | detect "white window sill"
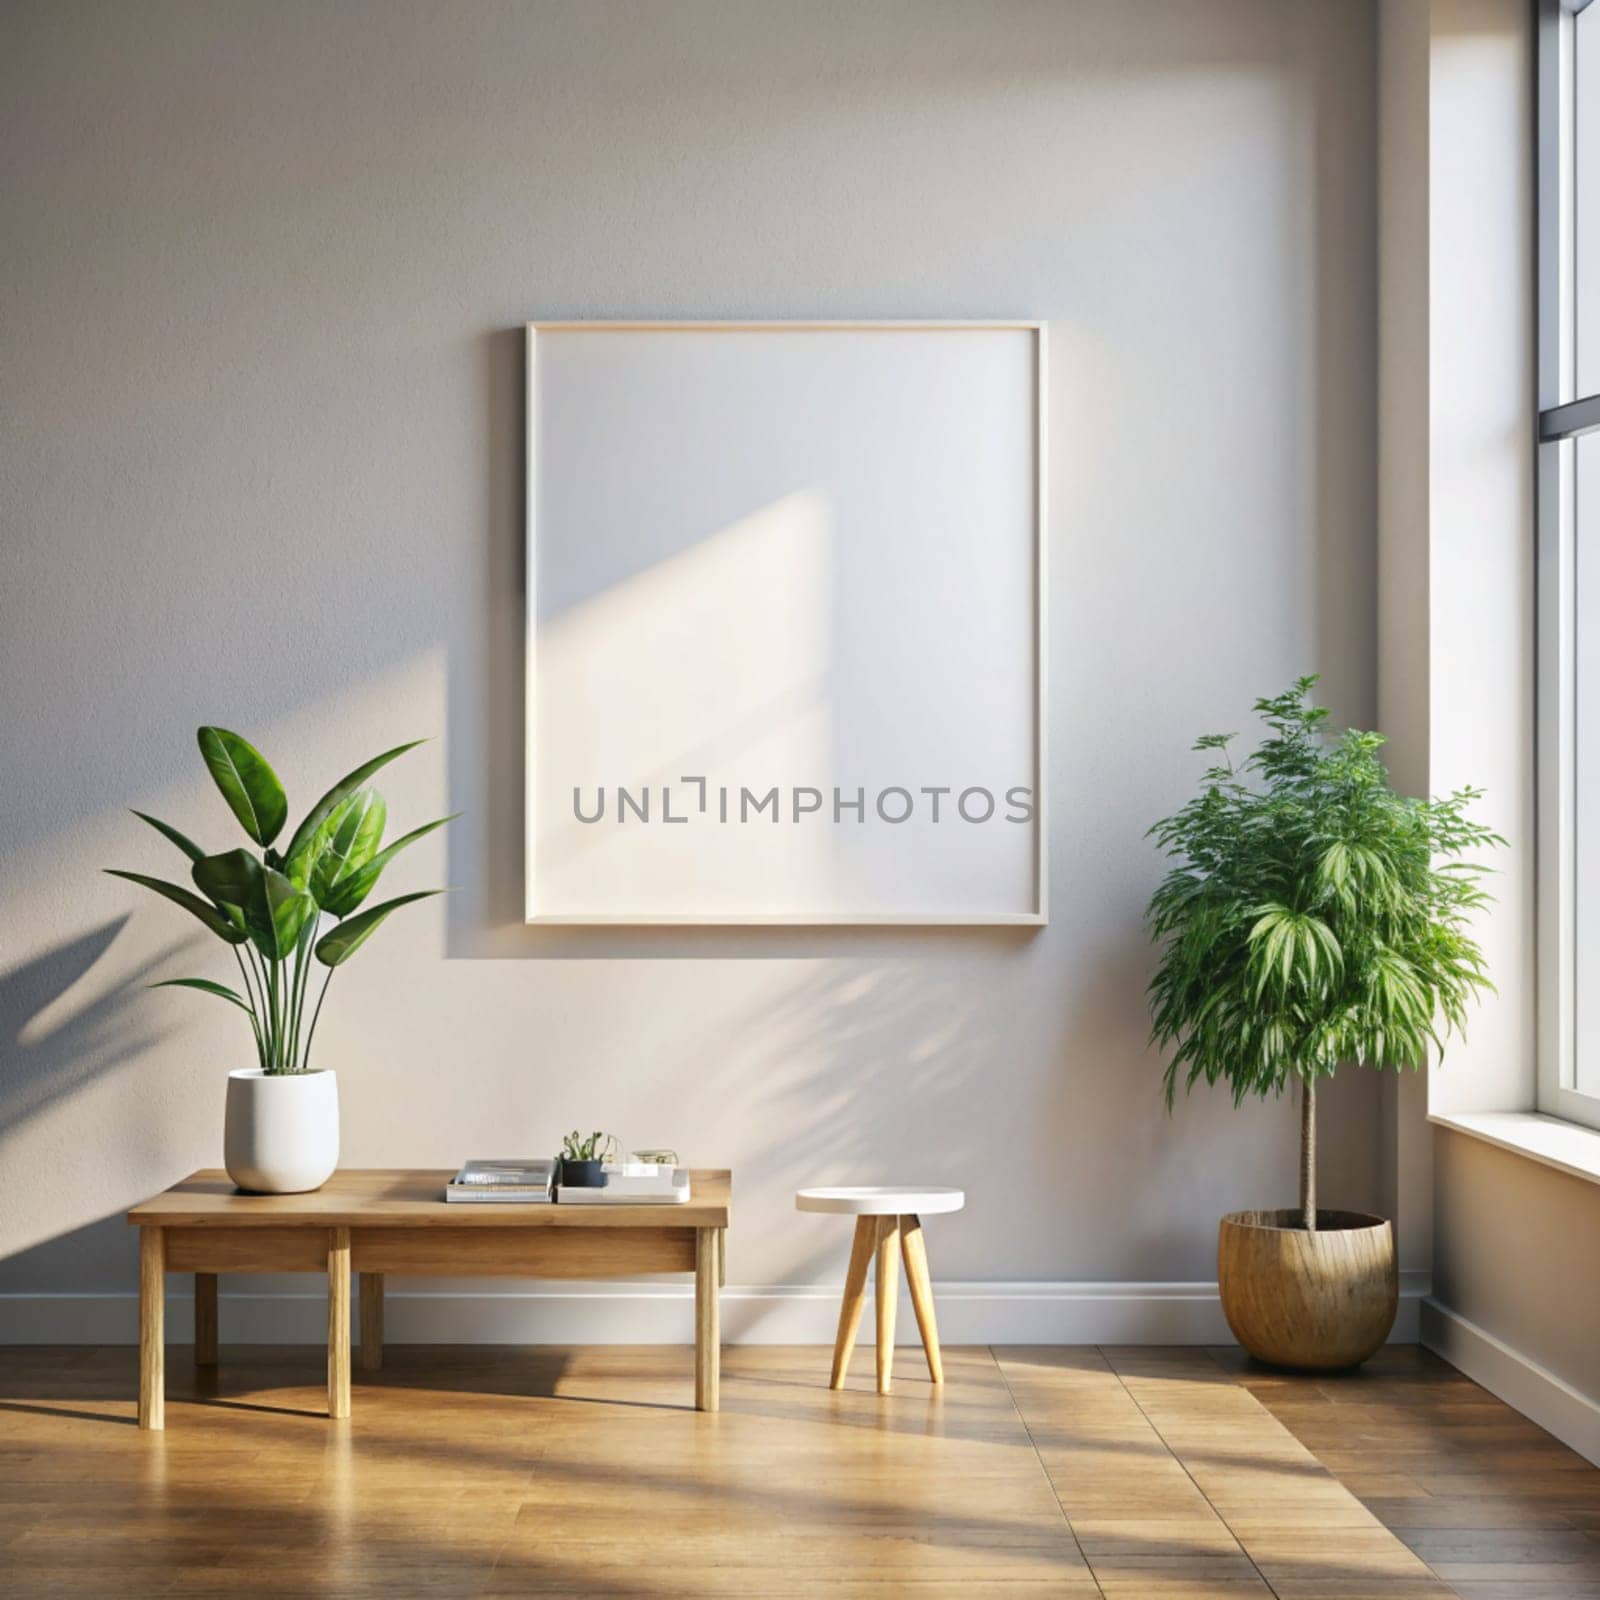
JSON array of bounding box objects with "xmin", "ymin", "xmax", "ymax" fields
[{"xmin": 1429, "ymin": 1110, "xmax": 1600, "ymax": 1187}]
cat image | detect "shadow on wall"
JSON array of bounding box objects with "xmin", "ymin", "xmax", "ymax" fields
[
  {"xmin": 0, "ymin": 918, "xmax": 180, "ymax": 1141},
  {"xmin": 668, "ymin": 924, "xmax": 1376, "ymax": 1282},
  {"xmin": 0, "ymin": 919, "xmax": 190, "ymax": 1292},
  {"xmin": 691, "ymin": 921, "xmax": 1168, "ymax": 1279},
  {"xmin": 718, "ymin": 959, "xmax": 1043, "ymax": 1188}
]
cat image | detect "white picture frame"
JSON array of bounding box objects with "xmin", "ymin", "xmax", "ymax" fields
[{"xmin": 524, "ymin": 320, "xmax": 1047, "ymax": 926}]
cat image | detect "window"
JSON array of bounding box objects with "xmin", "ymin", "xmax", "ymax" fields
[{"xmin": 1540, "ymin": 0, "xmax": 1600, "ymax": 1127}]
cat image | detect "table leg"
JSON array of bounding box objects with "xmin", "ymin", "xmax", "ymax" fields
[
  {"xmin": 695, "ymin": 1227, "xmax": 720, "ymax": 1413},
  {"xmin": 138, "ymin": 1226, "xmax": 165, "ymax": 1430},
  {"xmin": 194, "ymin": 1272, "xmax": 218, "ymax": 1367},
  {"xmin": 360, "ymin": 1272, "xmax": 384, "ymax": 1372},
  {"xmin": 328, "ymin": 1226, "xmax": 351, "ymax": 1420},
  {"xmin": 875, "ymin": 1215, "xmax": 900, "ymax": 1395}
]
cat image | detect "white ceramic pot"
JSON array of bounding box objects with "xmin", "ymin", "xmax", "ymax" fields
[{"xmin": 224, "ymin": 1068, "xmax": 339, "ymax": 1194}]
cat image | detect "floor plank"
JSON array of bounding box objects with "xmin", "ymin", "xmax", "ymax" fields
[
  {"xmin": 1219, "ymin": 1343, "xmax": 1600, "ymax": 1600},
  {"xmin": 0, "ymin": 1343, "xmax": 1596, "ymax": 1597},
  {"xmin": 997, "ymin": 1346, "xmax": 1457, "ymax": 1599}
]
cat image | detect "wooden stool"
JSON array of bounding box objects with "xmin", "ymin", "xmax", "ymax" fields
[{"xmin": 796, "ymin": 1186, "xmax": 965, "ymax": 1394}]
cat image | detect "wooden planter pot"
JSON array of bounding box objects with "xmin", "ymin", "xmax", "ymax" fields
[{"xmin": 1217, "ymin": 1209, "xmax": 1397, "ymax": 1370}]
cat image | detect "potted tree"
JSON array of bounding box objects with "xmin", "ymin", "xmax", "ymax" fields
[
  {"xmin": 1146, "ymin": 679, "xmax": 1500, "ymax": 1369},
  {"xmin": 107, "ymin": 727, "xmax": 454, "ymax": 1194}
]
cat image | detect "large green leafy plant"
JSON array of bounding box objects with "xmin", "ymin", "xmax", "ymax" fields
[
  {"xmin": 1146, "ymin": 679, "xmax": 1500, "ymax": 1231},
  {"xmin": 107, "ymin": 729, "xmax": 454, "ymax": 1074}
]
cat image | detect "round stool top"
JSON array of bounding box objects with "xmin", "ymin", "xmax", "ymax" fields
[{"xmin": 795, "ymin": 1186, "xmax": 965, "ymax": 1216}]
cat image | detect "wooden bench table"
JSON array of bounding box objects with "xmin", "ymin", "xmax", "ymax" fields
[{"xmin": 126, "ymin": 1168, "xmax": 730, "ymax": 1428}]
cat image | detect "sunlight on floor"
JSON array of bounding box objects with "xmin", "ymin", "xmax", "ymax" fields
[{"xmin": 6, "ymin": 1343, "xmax": 1592, "ymax": 1596}]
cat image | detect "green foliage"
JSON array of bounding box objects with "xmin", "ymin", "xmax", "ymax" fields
[
  {"xmin": 106, "ymin": 730, "xmax": 453, "ymax": 1074},
  {"xmin": 192, "ymin": 847, "xmax": 314, "ymax": 961},
  {"xmin": 131, "ymin": 810, "xmax": 205, "ymax": 863},
  {"xmin": 149, "ymin": 977, "xmax": 253, "ymax": 1012},
  {"xmin": 282, "ymin": 739, "xmax": 427, "ymax": 870},
  {"xmin": 561, "ymin": 1130, "xmax": 618, "ymax": 1162},
  {"xmin": 197, "ymin": 727, "xmax": 287, "ymax": 847},
  {"xmin": 192, "ymin": 846, "xmax": 263, "ymax": 915},
  {"xmin": 313, "ymin": 890, "xmax": 443, "ymax": 967},
  {"xmin": 1146, "ymin": 678, "xmax": 1502, "ymax": 1108},
  {"xmin": 103, "ymin": 870, "xmax": 247, "ymax": 945},
  {"xmin": 303, "ymin": 789, "xmax": 387, "ymax": 904},
  {"xmin": 321, "ymin": 815, "xmax": 458, "ymax": 917}
]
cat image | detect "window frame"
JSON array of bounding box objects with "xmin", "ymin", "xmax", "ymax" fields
[{"xmin": 1538, "ymin": 0, "xmax": 1600, "ymax": 1129}]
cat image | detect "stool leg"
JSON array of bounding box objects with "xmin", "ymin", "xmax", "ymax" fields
[
  {"xmin": 875, "ymin": 1215, "xmax": 900, "ymax": 1395},
  {"xmin": 900, "ymin": 1214, "xmax": 943, "ymax": 1383},
  {"xmin": 830, "ymin": 1216, "xmax": 876, "ymax": 1389}
]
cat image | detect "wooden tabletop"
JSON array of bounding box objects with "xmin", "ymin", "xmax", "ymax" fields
[{"xmin": 127, "ymin": 1169, "xmax": 731, "ymax": 1229}]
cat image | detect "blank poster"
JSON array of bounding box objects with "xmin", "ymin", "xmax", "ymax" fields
[{"xmin": 526, "ymin": 321, "xmax": 1045, "ymax": 924}]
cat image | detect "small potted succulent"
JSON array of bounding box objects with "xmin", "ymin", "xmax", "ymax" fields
[
  {"xmin": 107, "ymin": 727, "xmax": 454, "ymax": 1194},
  {"xmin": 560, "ymin": 1130, "xmax": 619, "ymax": 1188},
  {"xmin": 1146, "ymin": 679, "xmax": 1500, "ymax": 1368}
]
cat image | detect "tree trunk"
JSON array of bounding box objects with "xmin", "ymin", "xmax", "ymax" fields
[{"xmin": 1299, "ymin": 1074, "xmax": 1317, "ymax": 1232}]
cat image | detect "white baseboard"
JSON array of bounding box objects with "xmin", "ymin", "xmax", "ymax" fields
[
  {"xmin": 0, "ymin": 1273, "xmax": 1427, "ymax": 1347},
  {"xmin": 1421, "ymin": 1297, "xmax": 1600, "ymax": 1467}
]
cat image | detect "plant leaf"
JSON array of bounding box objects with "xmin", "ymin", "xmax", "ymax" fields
[
  {"xmin": 1144, "ymin": 676, "xmax": 1502, "ymax": 1113},
  {"xmin": 197, "ymin": 727, "xmax": 287, "ymax": 847},
  {"xmin": 131, "ymin": 810, "xmax": 205, "ymax": 863},
  {"xmin": 252, "ymin": 867, "xmax": 317, "ymax": 962},
  {"xmin": 282, "ymin": 740, "xmax": 426, "ymax": 870},
  {"xmin": 104, "ymin": 869, "xmax": 247, "ymax": 944},
  {"xmin": 321, "ymin": 814, "xmax": 458, "ymax": 918},
  {"xmin": 291, "ymin": 788, "xmax": 387, "ymax": 903},
  {"xmin": 193, "ymin": 846, "xmax": 262, "ymax": 909},
  {"xmin": 192, "ymin": 850, "xmax": 313, "ymax": 960},
  {"xmin": 149, "ymin": 977, "xmax": 253, "ymax": 1012},
  {"xmin": 315, "ymin": 889, "xmax": 441, "ymax": 967},
  {"xmin": 191, "ymin": 848, "xmax": 263, "ymax": 938}
]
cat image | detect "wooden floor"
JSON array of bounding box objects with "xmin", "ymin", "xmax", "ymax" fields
[{"xmin": 1, "ymin": 1344, "xmax": 1596, "ymax": 1598}]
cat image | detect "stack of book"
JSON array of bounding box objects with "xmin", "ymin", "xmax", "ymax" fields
[
  {"xmin": 444, "ymin": 1159, "xmax": 555, "ymax": 1203},
  {"xmin": 556, "ymin": 1163, "xmax": 691, "ymax": 1205}
]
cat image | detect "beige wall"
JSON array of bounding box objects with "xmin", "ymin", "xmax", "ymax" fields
[
  {"xmin": 0, "ymin": 0, "xmax": 1383, "ymax": 1326},
  {"xmin": 1425, "ymin": 0, "xmax": 1536, "ymax": 1120},
  {"xmin": 1379, "ymin": 0, "xmax": 1600, "ymax": 1454},
  {"xmin": 1431, "ymin": 1131, "xmax": 1600, "ymax": 1402},
  {"xmin": 1377, "ymin": 0, "xmax": 1436, "ymax": 1275}
]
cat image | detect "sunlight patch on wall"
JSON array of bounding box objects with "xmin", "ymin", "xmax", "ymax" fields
[{"xmin": 533, "ymin": 490, "xmax": 834, "ymax": 918}]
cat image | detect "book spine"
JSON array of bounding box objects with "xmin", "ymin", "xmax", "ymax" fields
[{"xmin": 445, "ymin": 1190, "xmax": 552, "ymax": 1202}]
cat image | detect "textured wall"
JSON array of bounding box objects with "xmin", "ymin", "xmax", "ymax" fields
[
  {"xmin": 1431, "ymin": 1131, "xmax": 1600, "ymax": 1407},
  {"xmin": 0, "ymin": 0, "xmax": 1379, "ymax": 1312},
  {"xmin": 1381, "ymin": 0, "xmax": 1600, "ymax": 1449}
]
